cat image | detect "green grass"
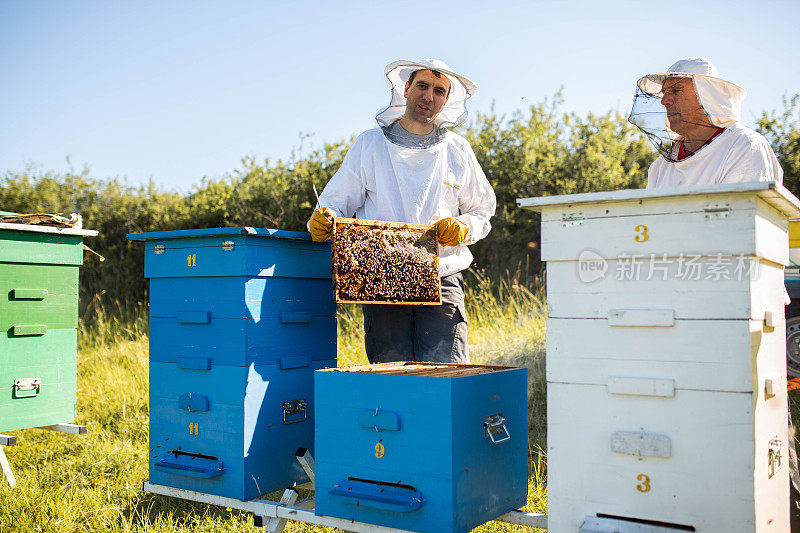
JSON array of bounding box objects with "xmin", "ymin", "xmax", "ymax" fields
[{"xmin": 0, "ymin": 279, "xmax": 548, "ymax": 532}]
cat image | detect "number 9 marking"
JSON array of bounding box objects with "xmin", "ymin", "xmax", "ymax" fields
[
  {"xmin": 634, "ymin": 225, "xmax": 649, "ymax": 243},
  {"xmin": 375, "ymin": 442, "xmax": 385, "ymax": 459},
  {"xmin": 636, "ymin": 474, "xmax": 651, "ymax": 492}
]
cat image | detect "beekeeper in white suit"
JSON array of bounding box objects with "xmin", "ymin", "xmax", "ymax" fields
[
  {"xmin": 630, "ymin": 57, "xmax": 797, "ymax": 528},
  {"xmin": 308, "ymin": 58, "xmax": 496, "ymax": 364},
  {"xmin": 628, "ymin": 56, "xmax": 783, "ymax": 187}
]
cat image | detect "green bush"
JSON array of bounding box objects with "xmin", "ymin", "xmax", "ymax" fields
[{"xmin": 2, "ymin": 93, "xmax": 798, "ymax": 312}]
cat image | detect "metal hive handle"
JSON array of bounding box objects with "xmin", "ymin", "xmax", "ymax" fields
[{"xmin": 484, "ymin": 413, "xmax": 511, "ymax": 444}]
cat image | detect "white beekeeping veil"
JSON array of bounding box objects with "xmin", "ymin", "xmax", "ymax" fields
[
  {"xmin": 628, "ymin": 57, "xmax": 747, "ymax": 162},
  {"xmin": 375, "ymin": 59, "xmax": 478, "ymax": 129}
]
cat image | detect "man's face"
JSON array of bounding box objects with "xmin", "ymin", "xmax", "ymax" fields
[
  {"xmin": 403, "ymin": 69, "xmax": 451, "ymax": 125},
  {"xmin": 660, "ymin": 77, "xmax": 713, "ymax": 136}
]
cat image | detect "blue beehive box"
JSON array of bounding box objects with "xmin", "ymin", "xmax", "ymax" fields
[
  {"xmin": 315, "ymin": 362, "xmax": 528, "ymax": 533},
  {"xmin": 128, "ymin": 227, "xmax": 336, "ymax": 500}
]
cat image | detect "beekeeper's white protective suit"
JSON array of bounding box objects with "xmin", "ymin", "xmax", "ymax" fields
[
  {"xmin": 312, "ymin": 59, "xmax": 495, "ymax": 366},
  {"xmin": 633, "ymin": 57, "xmax": 783, "ymax": 188},
  {"xmin": 633, "ymin": 57, "xmax": 799, "ymax": 530},
  {"xmin": 317, "ymin": 59, "xmax": 496, "ymax": 278}
]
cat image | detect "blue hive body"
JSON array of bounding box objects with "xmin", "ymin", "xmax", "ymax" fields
[
  {"xmin": 128, "ymin": 228, "xmax": 336, "ymax": 500},
  {"xmin": 314, "ymin": 364, "xmax": 528, "ymax": 533}
]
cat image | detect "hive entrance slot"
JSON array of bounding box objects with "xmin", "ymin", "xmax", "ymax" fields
[
  {"xmin": 596, "ymin": 513, "xmax": 696, "ymax": 531},
  {"xmin": 168, "ymin": 450, "xmax": 219, "ymax": 461},
  {"xmin": 347, "ymin": 477, "xmax": 418, "ymax": 492}
]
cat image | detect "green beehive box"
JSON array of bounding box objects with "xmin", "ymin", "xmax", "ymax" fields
[{"xmin": 0, "ymin": 218, "xmax": 96, "ymax": 433}]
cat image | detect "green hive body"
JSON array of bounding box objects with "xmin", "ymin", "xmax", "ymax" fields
[{"xmin": 0, "ymin": 223, "xmax": 94, "ymax": 433}]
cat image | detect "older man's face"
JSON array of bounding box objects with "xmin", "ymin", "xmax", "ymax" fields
[
  {"xmin": 403, "ymin": 69, "xmax": 451, "ymax": 125},
  {"xmin": 660, "ymin": 77, "xmax": 713, "ymax": 137}
]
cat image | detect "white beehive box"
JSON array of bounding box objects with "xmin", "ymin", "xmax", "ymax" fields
[{"xmin": 518, "ymin": 182, "xmax": 800, "ymax": 532}]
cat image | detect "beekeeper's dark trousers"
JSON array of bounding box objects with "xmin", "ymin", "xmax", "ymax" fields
[{"xmin": 363, "ymin": 272, "xmax": 468, "ymax": 364}]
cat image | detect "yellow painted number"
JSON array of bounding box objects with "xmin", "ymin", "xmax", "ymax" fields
[
  {"xmin": 636, "ymin": 474, "xmax": 651, "ymax": 493},
  {"xmin": 189, "ymin": 422, "xmax": 199, "ymax": 436},
  {"xmin": 634, "ymin": 225, "xmax": 649, "ymax": 243},
  {"xmin": 187, "ymin": 253, "xmax": 197, "ymax": 267},
  {"xmin": 374, "ymin": 442, "xmax": 385, "ymax": 459}
]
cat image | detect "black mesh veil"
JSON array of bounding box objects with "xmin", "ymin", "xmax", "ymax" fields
[
  {"xmin": 628, "ymin": 77, "xmax": 722, "ymax": 163},
  {"xmin": 628, "ymin": 85, "xmax": 677, "ymax": 159}
]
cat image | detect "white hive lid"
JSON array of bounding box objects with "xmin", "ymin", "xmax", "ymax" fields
[{"xmin": 517, "ymin": 182, "xmax": 800, "ymax": 219}]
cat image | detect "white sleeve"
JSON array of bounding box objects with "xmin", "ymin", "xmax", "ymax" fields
[
  {"xmin": 720, "ymin": 134, "xmax": 784, "ymax": 185},
  {"xmin": 307, "ymin": 135, "xmax": 368, "ymax": 231},
  {"xmin": 455, "ymin": 142, "xmax": 496, "ymax": 245}
]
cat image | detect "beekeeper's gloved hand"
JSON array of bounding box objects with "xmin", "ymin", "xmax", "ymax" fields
[
  {"xmin": 310, "ymin": 207, "xmax": 335, "ymax": 242},
  {"xmin": 435, "ymin": 217, "xmax": 469, "ymax": 246}
]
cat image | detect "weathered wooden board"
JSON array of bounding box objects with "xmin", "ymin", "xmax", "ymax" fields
[
  {"xmin": 325, "ymin": 361, "xmax": 512, "ymax": 377},
  {"xmin": 331, "ymin": 218, "xmax": 441, "ymax": 305}
]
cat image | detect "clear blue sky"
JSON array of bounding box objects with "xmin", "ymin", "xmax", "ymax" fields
[{"xmin": 2, "ymin": 0, "xmax": 798, "ymax": 192}]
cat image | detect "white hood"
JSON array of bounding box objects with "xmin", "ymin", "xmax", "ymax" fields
[
  {"xmin": 637, "ymin": 57, "xmax": 746, "ymax": 128},
  {"xmin": 375, "ymin": 58, "xmax": 478, "ymax": 129}
]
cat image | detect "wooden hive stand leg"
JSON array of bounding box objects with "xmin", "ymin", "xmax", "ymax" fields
[
  {"xmin": 37, "ymin": 423, "xmax": 88, "ymax": 435},
  {"xmin": 0, "ymin": 439, "xmax": 17, "ymax": 488}
]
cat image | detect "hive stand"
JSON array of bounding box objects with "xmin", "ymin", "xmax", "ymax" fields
[
  {"xmin": 518, "ymin": 182, "xmax": 800, "ymax": 532},
  {"xmin": 0, "ymin": 424, "xmax": 87, "ymax": 487},
  {"xmin": 144, "ymin": 449, "xmax": 548, "ymax": 533}
]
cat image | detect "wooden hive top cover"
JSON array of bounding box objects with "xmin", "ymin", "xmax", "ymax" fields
[{"xmin": 517, "ymin": 181, "xmax": 800, "ymax": 219}]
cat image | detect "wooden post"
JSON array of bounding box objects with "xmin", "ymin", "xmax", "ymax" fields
[{"xmin": 0, "ymin": 446, "xmax": 16, "ymax": 487}]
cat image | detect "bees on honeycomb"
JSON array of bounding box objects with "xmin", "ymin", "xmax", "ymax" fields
[{"xmin": 332, "ymin": 220, "xmax": 440, "ymax": 304}]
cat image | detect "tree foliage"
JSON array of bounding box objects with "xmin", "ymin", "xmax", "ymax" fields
[
  {"xmin": 3, "ymin": 93, "xmax": 798, "ymax": 312},
  {"xmin": 463, "ymin": 92, "xmax": 652, "ymax": 277},
  {"xmin": 758, "ymin": 93, "xmax": 800, "ymax": 196}
]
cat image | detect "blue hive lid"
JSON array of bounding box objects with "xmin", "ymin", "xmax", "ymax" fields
[{"xmin": 127, "ymin": 227, "xmax": 311, "ymax": 241}]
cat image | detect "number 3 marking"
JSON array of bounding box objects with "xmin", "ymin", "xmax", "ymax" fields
[
  {"xmin": 635, "ymin": 225, "xmax": 649, "ymax": 243},
  {"xmin": 375, "ymin": 442, "xmax": 385, "ymax": 459},
  {"xmin": 636, "ymin": 474, "xmax": 651, "ymax": 492}
]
